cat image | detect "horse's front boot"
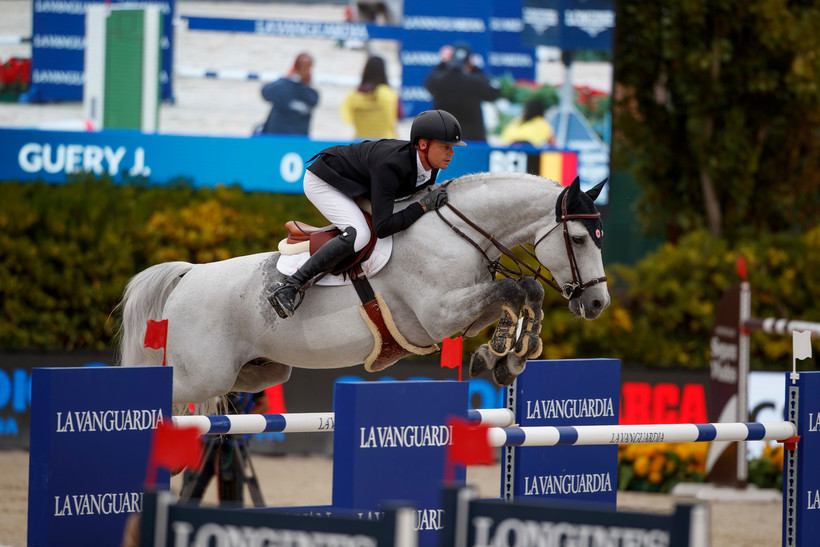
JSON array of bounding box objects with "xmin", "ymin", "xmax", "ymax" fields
[
  {"xmin": 489, "ymin": 306, "xmax": 519, "ymax": 356},
  {"xmin": 269, "ymin": 227, "xmax": 357, "ymax": 318}
]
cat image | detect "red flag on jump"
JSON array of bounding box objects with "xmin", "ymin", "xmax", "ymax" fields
[
  {"xmin": 441, "ymin": 337, "xmax": 463, "ymax": 381},
  {"xmin": 144, "ymin": 420, "xmax": 202, "ymax": 489},
  {"xmin": 444, "ymin": 415, "xmax": 495, "ymax": 482},
  {"xmin": 144, "ymin": 319, "xmax": 168, "ymax": 366}
]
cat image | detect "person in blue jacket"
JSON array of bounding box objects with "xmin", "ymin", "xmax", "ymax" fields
[
  {"xmin": 269, "ymin": 109, "xmax": 465, "ymax": 318},
  {"xmin": 259, "ymin": 52, "xmax": 319, "ymax": 135}
]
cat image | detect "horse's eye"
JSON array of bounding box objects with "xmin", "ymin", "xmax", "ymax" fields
[{"xmin": 572, "ymin": 236, "xmax": 585, "ymax": 245}]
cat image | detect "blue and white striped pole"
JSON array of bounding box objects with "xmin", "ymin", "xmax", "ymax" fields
[
  {"xmin": 488, "ymin": 421, "xmax": 797, "ymax": 447},
  {"xmin": 173, "ymin": 408, "xmax": 515, "ymax": 435}
]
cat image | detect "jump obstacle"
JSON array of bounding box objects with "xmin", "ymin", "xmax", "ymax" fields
[
  {"xmin": 176, "ymin": 412, "xmax": 795, "ymax": 448},
  {"xmin": 28, "ymin": 358, "xmax": 818, "ymax": 547},
  {"xmin": 173, "ymin": 408, "xmax": 515, "ymax": 435},
  {"xmin": 708, "ymin": 273, "xmax": 820, "ymax": 486}
]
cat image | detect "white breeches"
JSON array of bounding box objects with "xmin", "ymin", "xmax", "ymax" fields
[{"xmin": 303, "ymin": 170, "xmax": 371, "ymax": 252}]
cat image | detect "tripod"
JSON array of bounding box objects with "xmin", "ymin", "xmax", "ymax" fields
[{"xmin": 179, "ymin": 435, "xmax": 265, "ymax": 507}]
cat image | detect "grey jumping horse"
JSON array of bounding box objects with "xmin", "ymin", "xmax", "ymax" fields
[{"xmin": 117, "ymin": 172, "xmax": 609, "ymax": 407}]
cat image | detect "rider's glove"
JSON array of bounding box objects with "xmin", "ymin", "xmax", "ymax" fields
[{"xmin": 419, "ymin": 186, "xmax": 448, "ymax": 212}]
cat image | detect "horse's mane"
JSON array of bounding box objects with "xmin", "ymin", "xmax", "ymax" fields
[
  {"xmin": 410, "ymin": 171, "xmax": 562, "ymax": 201},
  {"xmin": 448, "ymin": 171, "xmax": 562, "ymax": 190}
]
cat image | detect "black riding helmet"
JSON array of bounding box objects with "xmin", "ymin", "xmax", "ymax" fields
[{"xmin": 410, "ymin": 110, "xmax": 467, "ymax": 146}]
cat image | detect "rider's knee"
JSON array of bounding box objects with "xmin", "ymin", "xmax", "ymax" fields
[{"xmin": 344, "ymin": 225, "xmax": 370, "ymax": 252}]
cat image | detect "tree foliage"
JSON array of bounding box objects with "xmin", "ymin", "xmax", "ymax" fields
[{"xmin": 613, "ymin": 0, "xmax": 820, "ymax": 241}]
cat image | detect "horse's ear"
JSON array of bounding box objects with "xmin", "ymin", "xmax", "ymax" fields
[
  {"xmin": 585, "ymin": 178, "xmax": 607, "ymax": 202},
  {"xmin": 565, "ymin": 176, "xmax": 581, "ymax": 204}
]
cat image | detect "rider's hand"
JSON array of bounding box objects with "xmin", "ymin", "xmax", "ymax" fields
[{"xmin": 419, "ymin": 186, "xmax": 448, "ymax": 212}]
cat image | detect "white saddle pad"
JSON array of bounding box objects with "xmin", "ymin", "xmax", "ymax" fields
[{"xmin": 275, "ymin": 236, "xmax": 393, "ymax": 286}]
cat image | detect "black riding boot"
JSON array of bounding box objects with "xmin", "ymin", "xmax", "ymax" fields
[{"xmin": 269, "ymin": 227, "xmax": 357, "ymax": 318}]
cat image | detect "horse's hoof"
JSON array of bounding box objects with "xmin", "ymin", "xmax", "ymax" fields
[
  {"xmin": 469, "ymin": 344, "xmax": 496, "ymax": 377},
  {"xmin": 492, "ymin": 359, "xmax": 516, "ymax": 387}
]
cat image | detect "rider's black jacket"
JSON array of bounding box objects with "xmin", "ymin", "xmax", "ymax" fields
[{"xmin": 307, "ymin": 139, "xmax": 438, "ymax": 239}]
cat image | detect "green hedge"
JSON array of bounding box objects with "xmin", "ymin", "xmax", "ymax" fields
[
  {"xmin": 2, "ymin": 176, "xmax": 817, "ymax": 371},
  {"xmin": 537, "ymin": 228, "xmax": 820, "ymax": 370},
  {"xmin": 0, "ymin": 176, "xmax": 323, "ymax": 349}
]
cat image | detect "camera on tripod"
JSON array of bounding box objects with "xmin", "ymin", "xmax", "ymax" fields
[{"xmin": 179, "ymin": 392, "xmax": 267, "ymax": 507}]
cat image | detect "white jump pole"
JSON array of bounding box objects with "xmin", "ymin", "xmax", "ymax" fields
[
  {"xmin": 487, "ymin": 421, "xmax": 797, "ymax": 448},
  {"xmin": 174, "ymin": 408, "xmax": 515, "ymax": 435}
]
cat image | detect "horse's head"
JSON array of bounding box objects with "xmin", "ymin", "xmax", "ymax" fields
[{"xmin": 534, "ymin": 177, "xmax": 610, "ymax": 319}]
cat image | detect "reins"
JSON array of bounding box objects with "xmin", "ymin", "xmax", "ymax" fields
[{"xmin": 434, "ymin": 179, "xmax": 606, "ymax": 300}]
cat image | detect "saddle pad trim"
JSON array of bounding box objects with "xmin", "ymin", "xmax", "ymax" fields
[
  {"xmin": 278, "ymin": 239, "xmax": 310, "ymax": 256},
  {"xmin": 358, "ymin": 292, "xmax": 439, "ymax": 372}
]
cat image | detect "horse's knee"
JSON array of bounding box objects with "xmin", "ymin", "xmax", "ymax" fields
[
  {"xmin": 496, "ymin": 278, "xmax": 526, "ymax": 309},
  {"xmin": 518, "ymin": 276, "xmax": 545, "ymax": 302}
]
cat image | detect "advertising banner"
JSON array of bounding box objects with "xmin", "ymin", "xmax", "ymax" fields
[
  {"xmin": 521, "ymin": 0, "xmax": 615, "ymax": 51},
  {"xmin": 0, "ymin": 128, "xmax": 581, "ymax": 192},
  {"xmin": 29, "ymin": 0, "xmax": 174, "ymax": 103},
  {"xmin": 784, "ymin": 371, "xmax": 820, "ymax": 546},
  {"xmin": 332, "ymin": 380, "xmax": 468, "ymax": 547},
  {"xmin": 504, "ymin": 358, "xmax": 620, "ymax": 506},
  {"xmin": 27, "ymin": 366, "xmax": 172, "ymax": 547}
]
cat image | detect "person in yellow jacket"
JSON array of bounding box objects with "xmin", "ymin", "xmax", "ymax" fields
[
  {"xmin": 500, "ymin": 97, "xmax": 556, "ymax": 147},
  {"xmin": 341, "ymin": 56, "xmax": 400, "ymax": 138}
]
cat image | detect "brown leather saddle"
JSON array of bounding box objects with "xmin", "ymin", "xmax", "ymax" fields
[{"xmin": 283, "ymin": 213, "xmax": 377, "ymax": 277}]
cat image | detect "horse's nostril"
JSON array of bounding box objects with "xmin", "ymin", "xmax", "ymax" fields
[{"xmin": 593, "ymin": 300, "xmax": 603, "ymax": 311}]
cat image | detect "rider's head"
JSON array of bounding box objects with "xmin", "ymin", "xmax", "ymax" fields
[{"xmin": 411, "ymin": 110, "xmax": 466, "ymax": 171}]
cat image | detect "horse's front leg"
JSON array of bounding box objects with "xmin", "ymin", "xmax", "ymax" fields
[
  {"xmin": 423, "ymin": 277, "xmax": 526, "ymax": 342},
  {"xmin": 491, "ymin": 277, "xmax": 545, "ymax": 386},
  {"xmin": 513, "ymin": 276, "xmax": 545, "ymax": 360}
]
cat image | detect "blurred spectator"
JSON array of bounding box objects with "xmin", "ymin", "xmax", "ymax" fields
[
  {"xmin": 500, "ymin": 97, "xmax": 556, "ymax": 147},
  {"xmin": 424, "ymin": 42, "xmax": 500, "ymax": 142},
  {"xmin": 258, "ymin": 53, "xmax": 319, "ymax": 135},
  {"xmin": 340, "ymin": 56, "xmax": 400, "ymax": 138},
  {"xmin": 349, "ymin": 0, "xmax": 402, "ymax": 24}
]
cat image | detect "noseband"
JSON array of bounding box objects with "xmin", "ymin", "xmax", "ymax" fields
[{"xmin": 434, "ymin": 184, "xmax": 607, "ymax": 300}]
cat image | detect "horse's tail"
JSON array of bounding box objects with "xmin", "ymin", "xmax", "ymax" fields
[{"xmin": 115, "ymin": 261, "xmax": 194, "ymax": 367}]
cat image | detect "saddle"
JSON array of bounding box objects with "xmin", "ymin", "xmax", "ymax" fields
[{"xmin": 281, "ymin": 215, "xmax": 377, "ymax": 277}]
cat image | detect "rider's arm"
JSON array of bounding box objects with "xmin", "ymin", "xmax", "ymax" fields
[{"xmin": 370, "ymin": 167, "xmax": 425, "ymax": 238}]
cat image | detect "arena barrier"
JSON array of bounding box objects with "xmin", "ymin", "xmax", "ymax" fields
[
  {"xmin": 139, "ymin": 483, "xmax": 709, "ymax": 547},
  {"xmin": 28, "ymin": 359, "xmax": 817, "ymax": 547}
]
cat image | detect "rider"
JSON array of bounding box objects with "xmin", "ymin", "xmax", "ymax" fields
[{"xmin": 269, "ymin": 109, "xmax": 466, "ymax": 318}]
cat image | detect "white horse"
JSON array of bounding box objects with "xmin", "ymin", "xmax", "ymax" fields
[{"xmin": 117, "ymin": 173, "xmax": 610, "ymax": 407}]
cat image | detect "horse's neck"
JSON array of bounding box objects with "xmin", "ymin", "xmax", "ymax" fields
[{"xmin": 449, "ymin": 174, "xmax": 559, "ymax": 247}]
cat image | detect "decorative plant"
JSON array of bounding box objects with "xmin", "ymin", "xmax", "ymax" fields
[{"xmin": 0, "ymin": 57, "xmax": 31, "ymax": 101}]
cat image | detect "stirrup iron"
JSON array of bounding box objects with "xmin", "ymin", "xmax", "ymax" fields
[{"xmin": 269, "ymin": 281, "xmax": 305, "ymax": 319}]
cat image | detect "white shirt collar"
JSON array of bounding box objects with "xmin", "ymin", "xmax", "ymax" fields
[{"xmin": 415, "ymin": 150, "xmax": 433, "ymax": 186}]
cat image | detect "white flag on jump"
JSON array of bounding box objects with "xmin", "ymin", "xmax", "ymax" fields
[{"xmin": 793, "ymin": 330, "xmax": 813, "ymax": 361}]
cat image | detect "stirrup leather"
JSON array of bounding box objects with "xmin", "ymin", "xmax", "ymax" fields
[{"xmin": 269, "ymin": 281, "xmax": 305, "ymax": 319}]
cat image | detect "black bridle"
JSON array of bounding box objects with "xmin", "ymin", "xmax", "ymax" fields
[{"xmin": 433, "ymin": 183, "xmax": 607, "ymax": 300}]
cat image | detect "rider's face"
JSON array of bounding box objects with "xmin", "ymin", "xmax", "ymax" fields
[{"xmin": 421, "ymin": 139, "xmax": 456, "ymax": 170}]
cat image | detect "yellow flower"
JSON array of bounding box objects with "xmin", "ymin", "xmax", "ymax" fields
[{"xmin": 633, "ymin": 455, "xmax": 650, "ymax": 477}]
